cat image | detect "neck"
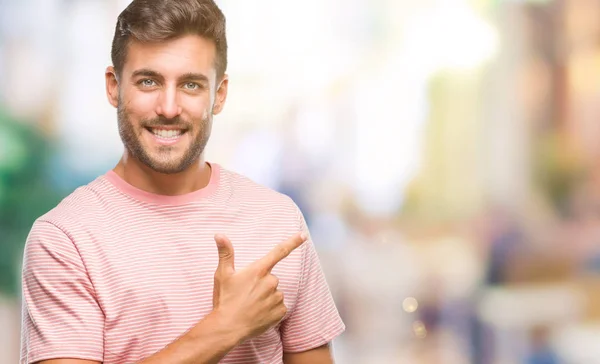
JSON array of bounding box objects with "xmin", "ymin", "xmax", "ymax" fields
[{"xmin": 113, "ymin": 151, "xmax": 212, "ymax": 196}]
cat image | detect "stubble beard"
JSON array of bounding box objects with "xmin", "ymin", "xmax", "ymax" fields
[{"xmin": 116, "ymin": 102, "xmax": 212, "ymax": 174}]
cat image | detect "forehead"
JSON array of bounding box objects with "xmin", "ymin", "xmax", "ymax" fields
[{"xmin": 123, "ymin": 35, "xmax": 217, "ymax": 80}]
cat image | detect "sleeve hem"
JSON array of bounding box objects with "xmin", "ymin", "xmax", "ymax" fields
[
  {"xmin": 282, "ymin": 322, "xmax": 346, "ymax": 353},
  {"xmin": 22, "ymin": 351, "xmax": 103, "ymax": 364}
]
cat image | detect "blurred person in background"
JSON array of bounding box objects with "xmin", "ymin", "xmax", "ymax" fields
[
  {"xmin": 525, "ymin": 326, "xmax": 559, "ymax": 364},
  {"xmin": 19, "ymin": 0, "xmax": 344, "ymax": 363}
]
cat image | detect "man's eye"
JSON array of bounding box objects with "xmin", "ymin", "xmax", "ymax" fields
[
  {"xmin": 184, "ymin": 82, "xmax": 200, "ymax": 90},
  {"xmin": 140, "ymin": 79, "xmax": 156, "ymax": 87}
]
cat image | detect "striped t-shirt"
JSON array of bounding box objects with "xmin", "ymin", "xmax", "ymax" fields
[{"xmin": 20, "ymin": 162, "xmax": 345, "ymax": 364}]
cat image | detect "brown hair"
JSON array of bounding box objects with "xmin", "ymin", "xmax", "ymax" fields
[{"xmin": 111, "ymin": 0, "xmax": 227, "ymax": 79}]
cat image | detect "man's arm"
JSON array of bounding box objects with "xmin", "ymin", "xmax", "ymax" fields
[
  {"xmin": 35, "ymin": 310, "xmax": 240, "ymax": 364},
  {"xmin": 38, "ymin": 341, "xmax": 335, "ymax": 364},
  {"xmin": 36, "ymin": 327, "xmax": 336, "ymax": 364},
  {"xmin": 35, "ymin": 361, "xmax": 98, "ymax": 364},
  {"xmin": 283, "ymin": 344, "xmax": 334, "ymax": 364}
]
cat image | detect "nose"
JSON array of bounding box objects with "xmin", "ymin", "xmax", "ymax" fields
[{"xmin": 155, "ymin": 86, "xmax": 182, "ymax": 119}]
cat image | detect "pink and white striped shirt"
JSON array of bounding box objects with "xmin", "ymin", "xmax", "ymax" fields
[{"xmin": 20, "ymin": 162, "xmax": 344, "ymax": 363}]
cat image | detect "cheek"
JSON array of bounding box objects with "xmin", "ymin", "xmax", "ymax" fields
[
  {"xmin": 121, "ymin": 90, "xmax": 158, "ymax": 123},
  {"xmin": 127, "ymin": 92, "xmax": 157, "ymax": 115},
  {"xmin": 180, "ymin": 96, "xmax": 211, "ymax": 121}
]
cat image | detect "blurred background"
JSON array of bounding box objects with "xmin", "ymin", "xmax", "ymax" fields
[{"xmin": 2, "ymin": 0, "xmax": 600, "ymax": 362}]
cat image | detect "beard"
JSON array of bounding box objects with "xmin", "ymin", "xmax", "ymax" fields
[{"xmin": 117, "ymin": 103, "xmax": 212, "ymax": 174}]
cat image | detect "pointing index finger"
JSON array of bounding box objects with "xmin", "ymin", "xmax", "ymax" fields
[{"xmin": 256, "ymin": 232, "xmax": 307, "ymax": 273}]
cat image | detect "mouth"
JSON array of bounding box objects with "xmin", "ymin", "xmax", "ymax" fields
[{"xmin": 145, "ymin": 127, "xmax": 188, "ymax": 145}]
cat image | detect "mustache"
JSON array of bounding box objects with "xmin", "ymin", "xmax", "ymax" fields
[{"xmin": 141, "ymin": 116, "xmax": 192, "ymax": 129}]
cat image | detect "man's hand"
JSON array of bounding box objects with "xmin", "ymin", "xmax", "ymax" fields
[{"xmin": 212, "ymin": 232, "xmax": 307, "ymax": 342}]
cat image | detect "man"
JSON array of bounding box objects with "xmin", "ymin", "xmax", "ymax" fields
[{"xmin": 19, "ymin": 0, "xmax": 345, "ymax": 363}]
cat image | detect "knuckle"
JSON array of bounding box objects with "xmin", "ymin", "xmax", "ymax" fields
[
  {"xmin": 275, "ymin": 290, "xmax": 284, "ymax": 302},
  {"xmin": 265, "ymin": 274, "xmax": 279, "ymax": 288},
  {"xmin": 255, "ymin": 266, "xmax": 269, "ymax": 277},
  {"xmin": 280, "ymin": 304, "xmax": 288, "ymax": 317},
  {"xmin": 263, "ymin": 273, "xmax": 277, "ymax": 288},
  {"xmin": 276, "ymin": 245, "xmax": 289, "ymax": 258}
]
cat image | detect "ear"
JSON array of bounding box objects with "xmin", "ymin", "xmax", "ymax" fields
[
  {"xmin": 105, "ymin": 66, "xmax": 119, "ymax": 108},
  {"xmin": 212, "ymin": 74, "xmax": 229, "ymax": 115}
]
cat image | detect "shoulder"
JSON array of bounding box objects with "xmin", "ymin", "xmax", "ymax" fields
[
  {"xmin": 218, "ymin": 165, "xmax": 302, "ymax": 217},
  {"xmin": 33, "ymin": 175, "xmax": 113, "ymax": 235}
]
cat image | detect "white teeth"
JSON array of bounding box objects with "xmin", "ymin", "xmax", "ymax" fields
[{"xmin": 151, "ymin": 129, "xmax": 183, "ymax": 138}]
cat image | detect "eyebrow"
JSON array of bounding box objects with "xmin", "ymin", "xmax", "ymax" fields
[
  {"xmin": 131, "ymin": 68, "xmax": 163, "ymax": 80},
  {"xmin": 180, "ymin": 72, "xmax": 209, "ymax": 84},
  {"xmin": 131, "ymin": 69, "xmax": 209, "ymax": 84}
]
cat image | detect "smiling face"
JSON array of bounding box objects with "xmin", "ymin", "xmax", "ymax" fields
[{"xmin": 106, "ymin": 34, "xmax": 228, "ymax": 174}]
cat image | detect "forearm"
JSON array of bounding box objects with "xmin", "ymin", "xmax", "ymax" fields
[{"xmin": 137, "ymin": 311, "xmax": 244, "ymax": 364}]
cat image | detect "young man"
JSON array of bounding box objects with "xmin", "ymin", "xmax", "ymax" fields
[{"xmin": 19, "ymin": 1, "xmax": 345, "ymax": 363}]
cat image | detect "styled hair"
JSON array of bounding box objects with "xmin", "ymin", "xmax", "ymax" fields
[{"xmin": 111, "ymin": 0, "xmax": 227, "ymax": 79}]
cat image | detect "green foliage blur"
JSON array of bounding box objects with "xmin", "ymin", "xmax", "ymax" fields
[{"xmin": 0, "ymin": 107, "xmax": 64, "ymax": 298}]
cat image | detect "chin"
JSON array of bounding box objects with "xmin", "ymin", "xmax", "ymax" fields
[
  {"xmin": 128, "ymin": 139, "xmax": 205, "ymax": 174},
  {"xmin": 149, "ymin": 153, "xmax": 203, "ymax": 174},
  {"xmin": 146, "ymin": 163, "xmax": 189, "ymax": 175}
]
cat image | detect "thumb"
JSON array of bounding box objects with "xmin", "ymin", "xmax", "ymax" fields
[{"xmin": 214, "ymin": 234, "xmax": 235, "ymax": 274}]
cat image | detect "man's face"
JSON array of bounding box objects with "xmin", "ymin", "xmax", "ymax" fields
[{"xmin": 106, "ymin": 35, "xmax": 228, "ymax": 174}]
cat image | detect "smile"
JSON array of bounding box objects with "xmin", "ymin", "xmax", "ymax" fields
[
  {"xmin": 145, "ymin": 127, "xmax": 187, "ymax": 146},
  {"xmin": 148, "ymin": 127, "xmax": 185, "ymax": 138}
]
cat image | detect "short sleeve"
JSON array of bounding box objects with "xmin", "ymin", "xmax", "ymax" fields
[
  {"xmin": 20, "ymin": 220, "xmax": 104, "ymax": 364},
  {"xmin": 280, "ymin": 207, "xmax": 345, "ymax": 353}
]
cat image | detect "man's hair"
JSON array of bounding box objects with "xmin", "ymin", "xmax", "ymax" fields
[{"xmin": 111, "ymin": 0, "xmax": 227, "ymax": 79}]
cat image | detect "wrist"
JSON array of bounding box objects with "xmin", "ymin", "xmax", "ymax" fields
[
  {"xmin": 137, "ymin": 309, "xmax": 244, "ymax": 364},
  {"xmin": 200, "ymin": 309, "xmax": 247, "ymax": 347}
]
